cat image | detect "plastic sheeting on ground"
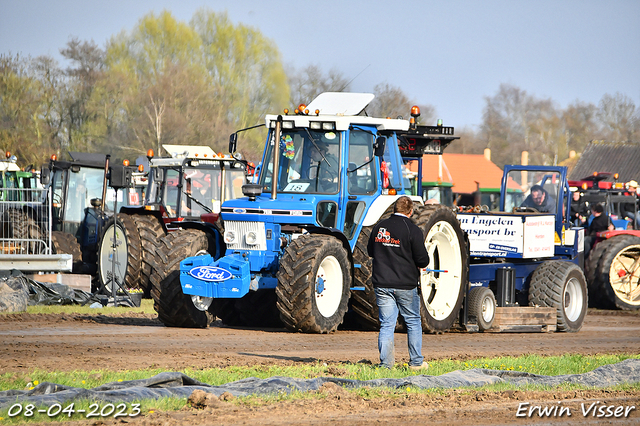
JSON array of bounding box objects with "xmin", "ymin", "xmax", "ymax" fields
[
  {"xmin": 1, "ymin": 359, "xmax": 639, "ymax": 409},
  {"xmin": 0, "ymin": 270, "xmax": 136, "ymax": 311}
]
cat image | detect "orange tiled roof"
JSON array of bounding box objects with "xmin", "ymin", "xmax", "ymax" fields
[{"xmin": 406, "ymin": 153, "xmax": 520, "ymax": 194}]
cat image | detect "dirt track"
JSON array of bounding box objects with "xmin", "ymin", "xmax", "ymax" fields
[{"xmin": 1, "ymin": 309, "xmax": 640, "ymax": 425}]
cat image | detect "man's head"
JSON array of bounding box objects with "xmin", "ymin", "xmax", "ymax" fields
[
  {"xmin": 592, "ymin": 203, "xmax": 604, "ymax": 216},
  {"xmin": 530, "ymin": 185, "xmax": 546, "ymax": 206},
  {"xmin": 572, "ymin": 191, "xmax": 581, "ymax": 202},
  {"xmin": 394, "ymin": 196, "xmax": 414, "ymax": 216}
]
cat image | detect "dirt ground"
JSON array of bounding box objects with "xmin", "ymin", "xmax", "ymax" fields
[{"xmin": 1, "ymin": 308, "xmax": 640, "ymax": 425}]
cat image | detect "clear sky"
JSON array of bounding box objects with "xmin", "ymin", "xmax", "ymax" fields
[{"xmin": 1, "ymin": 0, "xmax": 639, "ymax": 130}]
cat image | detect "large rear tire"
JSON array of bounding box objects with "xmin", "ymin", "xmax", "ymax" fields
[
  {"xmin": 584, "ymin": 236, "xmax": 614, "ymax": 308},
  {"xmin": 529, "ymin": 260, "xmax": 588, "ymax": 332},
  {"xmin": 130, "ymin": 214, "xmax": 165, "ymax": 297},
  {"xmin": 276, "ymin": 234, "xmax": 350, "ymax": 333},
  {"xmin": 150, "ymin": 229, "xmax": 213, "ymax": 328},
  {"xmin": 51, "ymin": 231, "xmax": 83, "ymax": 273},
  {"xmin": 348, "ymin": 226, "xmax": 378, "ymax": 330},
  {"xmin": 97, "ymin": 214, "xmax": 140, "ymax": 295},
  {"xmin": 413, "ymin": 204, "xmax": 468, "ymax": 334},
  {"xmin": 594, "ymin": 236, "xmax": 640, "ymax": 310},
  {"xmin": 1, "ymin": 209, "xmax": 42, "ymax": 254}
]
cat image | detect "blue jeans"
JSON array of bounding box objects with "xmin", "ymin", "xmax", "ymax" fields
[{"xmin": 375, "ymin": 287, "xmax": 424, "ymax": 368}]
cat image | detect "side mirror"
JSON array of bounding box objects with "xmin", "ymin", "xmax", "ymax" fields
[
  {"xmin": 229, "ymin": 133, "xmax": 238, "ymax": 153},
  {"xmin": 374, "ymin": 136, "xmax": 386, "ymax": 157},
  {"xmin": 40, "ymin": 166, "xmax": 50, "ymax": 185}
]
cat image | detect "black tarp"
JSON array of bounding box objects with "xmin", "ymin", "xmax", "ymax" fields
[{"xmin": 1, "ymin": 359, "xmax": 639, "ymax": 409}]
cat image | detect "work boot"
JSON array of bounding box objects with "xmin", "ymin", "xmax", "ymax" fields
[{"xmin": 409, "ymin": 361, "xmax": 429, "ymax": 371}]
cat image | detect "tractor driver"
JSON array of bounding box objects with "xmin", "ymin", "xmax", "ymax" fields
[
  {"xmin": 308, "ymin": 140, "xmax": 339, "ymax": 193},
  {"xmin": 520, "ymin": 184, "xmax": 556, "ymax": 213}
]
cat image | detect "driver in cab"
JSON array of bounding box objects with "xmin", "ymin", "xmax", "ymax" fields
[
  {"xmin": 308, "ymin": 141, "xmax": 339, "ymax": 192},
  {"xmin": 520, "ymin": 184, "xmax": 555, "ymax": 213}
]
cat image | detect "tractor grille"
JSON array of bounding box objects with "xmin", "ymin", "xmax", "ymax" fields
[{"xmin": 224, "ymin": 221, "xmax": 267, "ymax": 251}]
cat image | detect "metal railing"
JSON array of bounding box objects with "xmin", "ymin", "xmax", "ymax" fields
[{"xmin": 0, "ymin": 187, "xmax": 52, "ymax": 255}]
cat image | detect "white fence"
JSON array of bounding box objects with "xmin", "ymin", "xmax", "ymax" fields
[{"xmin": 0, "ymin": 187, "xmax": 71, "ymax": 271}]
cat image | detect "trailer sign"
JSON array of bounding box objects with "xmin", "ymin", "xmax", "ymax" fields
[{"xmin": 458, "ymin": 213, "xmax": 555, "ymax": 258}]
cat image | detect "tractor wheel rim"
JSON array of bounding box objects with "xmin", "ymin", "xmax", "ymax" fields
[
  {"xmin": 420, "ymin": 220, "xmax": 463, "ymax": 320},
  {"xmin": 608, "ymin": 245, "xmax": 640, "ymax": 306},
  {"xmin": 564, "ymin": 277, "xmax": 583, "ymax": 322},
  {"xmin": 191, "ymin": 295, "xmax": 213, "ymax": 311},
  {"xmin": 315, "ymin": 255, "xmax": 343, "ymax": 318}
]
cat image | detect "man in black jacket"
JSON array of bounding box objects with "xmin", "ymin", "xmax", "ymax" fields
[{"xmin": 367, "ymin": 196, "xmax": 430, "ymax": 370}]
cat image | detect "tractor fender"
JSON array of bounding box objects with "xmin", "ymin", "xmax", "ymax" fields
[{"xmin": 361, "ymin": 194, "xmax": 423, "ymax": 227}]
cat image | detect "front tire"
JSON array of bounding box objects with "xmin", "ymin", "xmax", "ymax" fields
[
  {"xmin": 529, "ymin": 260, "xmax": 588, "ymax": 332},
  {"xmin": 276, "ymin": 234, "xmax": 350, "ymax": 333},
  {"xmin": 413, "ymin": 204, "xmax": 468, "ymax": 333},
  {"xmin": 150, "ymin": 229, "xmax": 213, "ymax": 328},
  {"xmin": 97, "ymin": 214, "xmax": 140, "ymax": 295}
]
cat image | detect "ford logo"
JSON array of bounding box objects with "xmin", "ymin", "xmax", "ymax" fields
[
  {"xmin": 189, "ymin": 266, "xmax": 232, "ymax": 282},
  {"xmin": 233, "ymin": 208, "xmax": 246, "ymax": 213}
]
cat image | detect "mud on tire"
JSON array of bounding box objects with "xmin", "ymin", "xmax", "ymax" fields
[
  {"xmin": 51, "ymin": 231, "xmax": 83, "ymax": 273},
  {"xmin": 276, "ymin": 234, "xmax": 350, "ymax": 333},
  {"xmin": 130, "ymin": 214, "xmax": 165, "ymax": 297},
  {"xmin": 529, "ymin": 260, "xmax": 588, "ymax": 332},
  {"xmin": 150, "ymin": 229, "xmax": 213, "ymax": 328}
]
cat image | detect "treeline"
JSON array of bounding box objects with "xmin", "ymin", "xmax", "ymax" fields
[{"xmin": 1, "ymin": 9, "xmax": 638, "ymax": 169}]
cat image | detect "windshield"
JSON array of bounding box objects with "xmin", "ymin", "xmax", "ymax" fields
[
  {"xmin": 259, "ymin": 128, "xmax": 341, "ymax": 194},
  {"xmin": 505, "ymin": 169, "xmax": 560, "ymax": 214}
]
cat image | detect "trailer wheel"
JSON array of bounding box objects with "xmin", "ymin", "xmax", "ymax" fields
[
  {"xmin": 97, "ymin": 214, "xmax": 141, "ymax": 295},
  {"xmin": 412, "ymin": 204, "xmax": 468, "ymax": 334},
  {"xmin": 150, "ymin": 229, "xmax": 213, "ymax": 328},
  {"xmin": 529, "ymin": 260, "xmax": 588, "ymax": 332},
  {"xmin": 130, "ymin": 214, "xmax": 165, "ymax": 297},
  {"xmin": 276, "ymin": 234, "xmax": 350, "ymax": 333},
  {"xmin": 467, "ymin": 287, "xmax": 496, "ymax": 331},
  {"xmin": 595, "ymin": 236, "xmax": 640, "ymax": 310},
  {"xmin": 51, "ymin": 231, "xmax": 83, "ymax": 272}
]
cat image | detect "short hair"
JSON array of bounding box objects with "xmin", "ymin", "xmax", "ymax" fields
[
  {"xmin": 394, "ymin": 196, "xmax": 414, "ymax": 215},
  {"xmin": 530, "ymin": 184, "xmax": 544, "ymax": 194},
  {"xmin": 593, "ymin": 203, "xmax": 604, "ymax": 214}
]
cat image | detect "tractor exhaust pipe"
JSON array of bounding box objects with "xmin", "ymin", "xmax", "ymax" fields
[{"xmin": 271, "ymin": 115, "xmax": 282, "ymax": 200}]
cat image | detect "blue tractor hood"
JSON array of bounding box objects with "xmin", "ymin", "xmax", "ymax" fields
[{"xmin": 221, "ymin": 194, "xmax": 319, "ymax": 224}]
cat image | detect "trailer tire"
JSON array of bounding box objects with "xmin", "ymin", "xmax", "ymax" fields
[
  {"xmin": 97, "ymin": 214, "xmax": 141, "ymax": 295},
  {"xmin": 594, "ymin": 236, "xmax": 640, "ymax": 310},
  {"xmin": 529, "ymin": 260, "xmax": 587, "ymax": 332},
  {"xmin": 467, "ymin": 286, "xmax": 496, "ymax": 331},
  {"xmin": 51, "ymin": 231, "xmax": 83, "ymax": 272},
  {"xmin": 276, "ymin": 234, "xmax": 350, "ymax": 333},
  {"xmin": 131, "ymin": 214, "xmax": 165, "ymax": 297},
  {"xmin": 150, "ymin": 229, "xmax": 213, "ymax": 328},
  {"xmin": 412, "ymin": 204, "xmax": 468, "ymax": 334}
]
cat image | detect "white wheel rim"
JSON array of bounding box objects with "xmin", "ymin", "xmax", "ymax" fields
[
  {"xmin": 563, "ymin": 277, "xmax": 583, "ymax": 322},
  {"xmin": 608, "ymin": 245, "xmax": 640, "ymax": 306},
  {"xmin": 420, "ymin": 220, "xmax": 463, "ymax": 320},
  {"xmin": 481, "ymin": 294, "xmax": 495, "ymax": 323},
  {"xmin": 99, "ymin": 223, "xmax": 128, "ymax": 293},
  {"xmin": 315, "ymin": 255, "xmax": 343, "ymax": 318}
]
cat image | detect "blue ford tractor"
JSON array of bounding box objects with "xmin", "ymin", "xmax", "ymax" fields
[{"xmin": 155, "ymin": 92, "xmax": 588, "ymax": 334}]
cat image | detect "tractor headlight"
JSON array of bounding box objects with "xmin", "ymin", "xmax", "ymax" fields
[
  {"xmin": 224, "ymin": 230, "xmax": 236, "ymax": 244},
  {"xmin": 245, "ymin": 231, "xmax": 258, "ymax": 245}
]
